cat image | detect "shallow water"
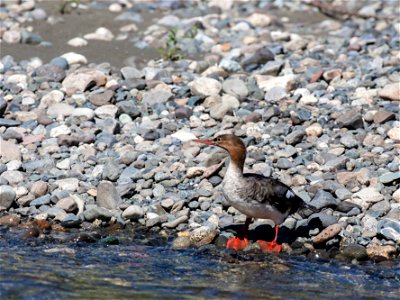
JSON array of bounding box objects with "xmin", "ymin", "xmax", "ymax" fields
[{"xmin": 1, "ymin": 228, "xmax": 399, "ymax": 300}]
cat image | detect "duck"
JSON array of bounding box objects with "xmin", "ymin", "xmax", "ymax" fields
[{"xmin": 194, "ymin": 134, "xmax": 308, "ymax": 253}]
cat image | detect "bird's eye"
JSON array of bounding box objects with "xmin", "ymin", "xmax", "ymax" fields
[{"xmin": 215, "ymin": 137, "xmax": 221, "ymax": 142}]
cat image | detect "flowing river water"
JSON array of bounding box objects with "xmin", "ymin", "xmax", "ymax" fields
[{"xmin": 1, "ymin": 227, "xmax": 399, "ymax": 300}]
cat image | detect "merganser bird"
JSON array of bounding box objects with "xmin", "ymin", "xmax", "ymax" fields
[{"xmin": 194, "ymin": 134, "xmax": 307, "ymax": 253}]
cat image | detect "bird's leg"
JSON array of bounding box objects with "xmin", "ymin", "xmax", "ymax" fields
[
  {"xmin": 226, "ymin": 217, "xmax": 252, "ymax": 251},
  {"xmin": 256, "ymin": 225, "xmax": 282, "ymax": 253}
]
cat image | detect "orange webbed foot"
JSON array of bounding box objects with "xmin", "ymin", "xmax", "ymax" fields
[
  {"xmin": 256, "ymin": 240, "xmax": 282, "ymax": 253},
  {"xmin": 226, "ymin": 237, "xmax": 249, "ymax": 251}
]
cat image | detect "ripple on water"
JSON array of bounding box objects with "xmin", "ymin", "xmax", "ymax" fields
[{"xmin": 0, "ymin": 229, "xmax": 399, "ymax": 300}]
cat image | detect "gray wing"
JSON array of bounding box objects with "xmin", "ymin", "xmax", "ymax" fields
[{"xmin": 239, "ymin": 173, "xmax": 304, "ymax": 214}]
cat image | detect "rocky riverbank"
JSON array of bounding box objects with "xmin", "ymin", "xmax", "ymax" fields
[{"xmin": 0, "ymin": 0, "xmax": 399, "ymax": 262}]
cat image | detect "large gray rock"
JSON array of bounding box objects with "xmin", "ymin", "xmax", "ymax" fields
[
  {"xmin": 0, "ymin": 185, "xmax": 16, "ymax": 209},
  {"xmin": 378, "ymin": 218, "xmax": 400, "ymax": 243},
  {"xmin": 142, "ymin": 90, "xmax": 173, "ymax": 105},
  {"xmin": 84, "ymin": 206, "xmax": 113, "ymax": 221},
  {"xmin": 222, "ymin": 78, "xmax": 248, "ymax": 101},
  {"xmin": 96, "ymin": 181, "xmax": 122, "ymax": 209},
  {"xmin": 309, "ymin": 190, "xmax": 340, "ymax": 209}
]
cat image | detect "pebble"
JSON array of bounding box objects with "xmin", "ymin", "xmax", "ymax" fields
[
  {"xmin": 30, "ymin": 181, "xmax": 48, "ymax": 197},
  {"xmin": 377, "ymin": 218, "xmax": 400, "ymax": 243},
  {"xmin": 84, "ymin": 27, "xmax": 114, "ymax": 41},
  {"xmin": 222, "ymin": 78, "xmax": 248, "ymax": 101},
  {"xmin": 83, "ymin": 206, "xmax": 113, "ymax": 221},
  {"xmin": 189, "ymin": 77, "xmax": 222, "ymax": 97},
  {"xmin": 189, "ymin": 225, "xmax": 218, "ymax": 247},
  {"xmin": 67, "ymin": 37, "xmax": 88, "ymax": 47},
  {"xmin": 96, "ymin": 181, "xmax": 122, "ymax": 210},
  {"xmin": 122, "ymin": 205, "xmax": 144, "ymax": 220},
  {"xmin": 309, "ymin": 190, "xmax": 339, "ymax": 210},
  {"xmin": 312, "ymin": 223, "xmax": 341, "ymax": 244},
  {"xmin": 341, "ymin": 244, "xmax": 368, "ymax": 261},
  {"xmin": 378, "ymin": 83, "xmax": 400, "ymax": 101}
]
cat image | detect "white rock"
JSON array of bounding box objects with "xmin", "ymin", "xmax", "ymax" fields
[
  {"xmin": 67, "ymin": 37, "xmax": 88, "ymax": 47},
  {"xmin": 47, "ymin": 103, "xmax": 74, "ymax": 118},
  {"xmin": 61, "ymin": 52, "xmax": 87, "ymax": 65},
  {"xmin": 189, "ymin": 77, "xmax": 222, "ymax": 97},
  {"xmin": 123, "ymin": 205, "xmax": 144, "ymax": 220},
  {"xmin": 55, "ymin": 178, "xmax": 79, "ymax": 192},
  {"xmin": 387, "ymin": 127, "xmax": 400, "ymax": 141},
  {"xmin": 208, "ymin": 0, "xmax": 233, "ymax": 10},
  {"xmin": 171, "ymin": 130, "xmax": 197, "ymax": 142},
  {"xmin": 6, "ymin": 160, "xmax": 22, "ymax": 171},
  {"xmin": 3, "ymin": 30, "xmax": 21, "ymax": 43},
  {"xmin": 109, "ymin": 3, "xmax": 122, "ymax": 12},
  {"xmin": 299, "ymin": 95, "xmax": 318, "ymax": 105},
  {"xmin": 6, "ymin": 74, "xmax": 28, "ymax": 90},
  {"xmin": 71, "ymin": 107, "xmax": 95, "ymax": 120},
  {"xmin": 39, "ymin": 90, "xmax": 64, "ymax": 108},
  {"xmin": 306, "ymin": 123, "xmax": 323, "ymax": 137},
  {"xmin": 84, "ymin": 27, "xmax": 114, "ymax": 41},
  {"xmin": 255, "ymin": 74, "xmax": 297, "ymax": 92},
  {"xmin": 50, "ymin": 125, "xmax": 71, "ymax": 137},
  {"xmin": 379, "ymin": 82, "xmax": 400, "ymax": 101},
  {"xmin": 353, "ymin": 187, "xmax": 384, "ymax": 204},
  {"xmin": 247, "ymin": 13, "xmax": 272, "ymax": 27},
  {"xmin": 392, "ymin": 189, "xmax": 400, "ymax": 203},
  {"xmin": 56, "ymin": 158, "xmax": 71, "ymax": 170},
  {"xmin": 94, "ymin": 104, "xmax": 118, "ymax": 119}
]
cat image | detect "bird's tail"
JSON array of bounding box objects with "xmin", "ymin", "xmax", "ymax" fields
[{"xmin": 295, "ymin": 195, "xmax": 317, "ymax": 218}]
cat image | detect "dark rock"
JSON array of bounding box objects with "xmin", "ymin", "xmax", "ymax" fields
[
  {"xmin": 30, "ymin": 195, "xmax": 51, "ymax": 207},
  {"xmin": 336, "ymin": 110, "xmax": 364, "ymax": 129},
  {"xmin": 34, "ymin": 64, "xmax": 66, "ymax": 82},
  {"xmin": 50, "ymin": 57, "xmax": 69, "ymax": 70},
  {"xmin": 89, "ymin": 90, "xmax": 115, "ymax": 106},
  {"xmin": 308, "ymin": 213, "xmax": 337, "ymax": 227},
  {"xmin": 116, "ymin": 100, "xmax": 141, "ymax": 119},
  {"xmin": 21, "ymin": 31, "xmax": 43, "ymax": 44},
  {"xmin": 0, "ymin": 214, "xmax": 20, "ymax": 226},
  {"xmin": 373, "ymin": 111, "xmax": 395, "ymax": 124},
  {"xmin": 309, "ymin": 190, "xmax": 340, "ymax": 209},
  {"xmin": 175, "ymin": 106, "xmax": 193, "ymax": 119},
  {"xmin": 0, "ymin": 98, "xmax": 7, "ymax": 117},
  {"xmin": 60, "ymin": 214, "xmax": 82, "ymax": 228},
  {"xmin": 57, "ymin": 134, "xmax": 80, "ymax": 146},
  {"xmin": 264, "ymin": 106, "xmax": 280, "ymax": 121},
  {"xmin": 244, "ymin": 111, "xmax": 262, "ymax": 123},
  {"xmin": 241, "ymin": 46, "xmax": 274, "ymax": 68},
  {"xmin": 285, "ymin": 128, "xmax": 306, "ymax": 145},
  {"xmin": 275, "ymin": 158, "xmax": 293, "ymax": 169},
  {"xmin": 0, "ymin": 118, "xmax": 21, "ymax": 127},
  {"xmin": 83, "ymin": 206, "xmax": 113, "ymax": 222},
  {"xmin": 123, "ymin": 78, "xmax": 146, "ymax": 90},
  {"xmin": 342, "ymin": 244, "xmax": 368, "ymax": 260}
]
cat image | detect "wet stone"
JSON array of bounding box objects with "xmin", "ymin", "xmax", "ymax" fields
[{"xmin": 342, "ymin": 244, "xmax": 368, "ymax": 261}]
